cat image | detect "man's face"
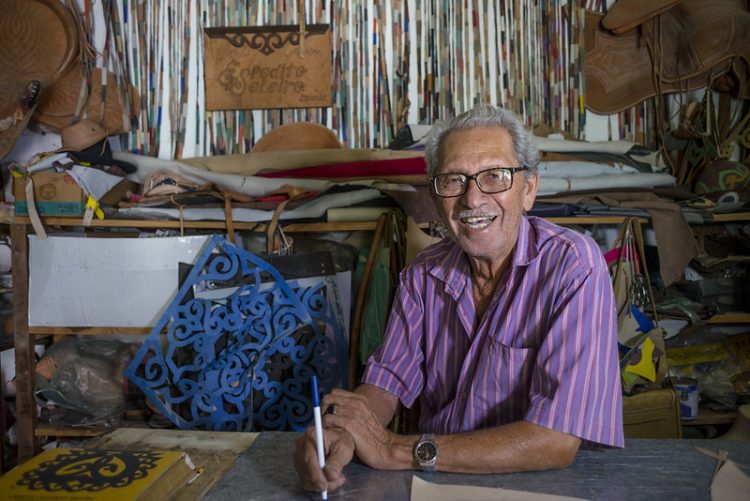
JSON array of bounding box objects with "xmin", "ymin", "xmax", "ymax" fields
[{"xmin": 432, "ymin": 126, "xmax": 538, "ymax": 265}]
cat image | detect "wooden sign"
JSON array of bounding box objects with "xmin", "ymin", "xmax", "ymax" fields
[{"xmin": 204, "ymin": 24, "xmax": 332, "ymax": 110}]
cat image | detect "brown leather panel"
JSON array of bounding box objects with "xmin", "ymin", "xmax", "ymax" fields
[
  {"xmin": 585, "ymin": 0, "xmax": 750, "ymax": 115},
  {"xmin": 602, "ymin": 0, "xmax": 680, "ymax": 34}
]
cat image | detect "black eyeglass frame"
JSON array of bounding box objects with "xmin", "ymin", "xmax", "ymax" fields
[{"xmin": 430, "ymin": 166, "xmax": 529, "ymax": 198}]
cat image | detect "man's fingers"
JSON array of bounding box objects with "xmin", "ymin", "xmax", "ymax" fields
[
  {"xmin": 295, "ymin": 426, "xmax": 355, "ymax": 494},
  {"xmin": 323, "ymin": 466, "xmax": 346, "ymax": 490},
  {"xmin": 325, "ymin": 430, "xmax": 355, "ymax": 472},
  {"xmin": 322, "ymin": 389, "xmax": 368, "ymax": 410},
  {"xmin": 293, "ymin": 429, "xmax": 328, "ymax": 492},
  {"xmin": 322, "ymin": 391, "xmax": 369, "ymax": 428}
]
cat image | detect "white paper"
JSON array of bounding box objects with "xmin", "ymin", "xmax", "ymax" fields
[
  {"xmin": 28, "ymin": 235, "xmax": 210, "ymax": 327},
  {"xmin": 711, "ymin": 459, "xmax": 750, "ymax": 501},
  {"xmin": 67, "ymin": 164, "xmax": 124, "ymax": 200},
  {"xmin": 410, "ymin": 476, "xmax": 590, "ymax": 501}
]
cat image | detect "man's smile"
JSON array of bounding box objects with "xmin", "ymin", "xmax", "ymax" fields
[{"xmin": 458, "ymin": 213, "xmax": 497, "ymax": 229}]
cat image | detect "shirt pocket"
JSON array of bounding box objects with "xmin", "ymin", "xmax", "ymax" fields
[{"xmin": 471, "ymin": 338, "xmax": 536, "ymax": 426}]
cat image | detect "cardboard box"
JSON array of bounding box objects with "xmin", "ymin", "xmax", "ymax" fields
[
  {"xmin": 14, "ymin": 172, "xmax": 86, "ymax": 216},
  {"xmin": 15, "ymin": 171, "xmax": 135, "ymax": 214}
]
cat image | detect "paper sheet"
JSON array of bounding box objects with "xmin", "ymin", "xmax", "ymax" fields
[
  {"xmin": 711, "ymin": 459, "xmax": 750, "ymax": 501},
  {"xmin": 67, "ymin": 164, "xmax": 124, "ymax": 201},
  {"xmin": 410, "ymin": 476, "xmax": 590, "ymax": 501}
]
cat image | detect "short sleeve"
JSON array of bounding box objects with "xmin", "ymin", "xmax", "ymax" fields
[
  {"xmin": 524, "ymin": 258, "xmax": 624, "ymax": 448},
  {"xmin": 362, "ymin": 268, "xmax": 426, "ymax": 408}
]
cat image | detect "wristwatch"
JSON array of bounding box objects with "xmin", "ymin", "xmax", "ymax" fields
[{"xmin": 414, "ymin": 433, "xmax": 438, "ymax": 472}]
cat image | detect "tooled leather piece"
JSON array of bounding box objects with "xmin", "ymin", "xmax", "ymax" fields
[
  {"xmin": 602, "ymin": 0, "xmax": 681, "ymax": 34},
  {"xmin": 585, "ymin": 0, "xmax": 750, "ymax": 115},
  {"xmin": 35, "ymin": 65, "xmax": 136, "ymax": 135}
]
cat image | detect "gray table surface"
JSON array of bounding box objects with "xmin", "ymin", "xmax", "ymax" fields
[{"xmin": 205, "ymin": 432, "xmax": 750, "ymax": 500}]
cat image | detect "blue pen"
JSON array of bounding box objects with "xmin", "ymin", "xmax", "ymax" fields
[{"xmin": 311, "ymin": 376, "xmax": 328, "ymax": 501}]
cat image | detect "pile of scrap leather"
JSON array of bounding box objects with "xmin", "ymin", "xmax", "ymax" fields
[{"xmin": 111, "ymin": 145, "xmax": 424, "ymax": 223}]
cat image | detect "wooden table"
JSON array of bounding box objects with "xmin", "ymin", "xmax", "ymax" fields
[{"xmin": 205, "ymin": 433, "xmax": 750, "ymax": 500}]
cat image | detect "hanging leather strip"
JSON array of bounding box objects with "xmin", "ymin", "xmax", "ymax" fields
[
  {"xmin": 24, "ymin": 176, "xmax": 48, "ymax": 239},
  {"xmin": 224, "ymin": 196, "xmax": 236, "ymax": 244}
]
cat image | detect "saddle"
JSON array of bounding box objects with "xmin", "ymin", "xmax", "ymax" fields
[{"xmin": 585, "ymin": 0, "xmax": 750, "ymax": 114}]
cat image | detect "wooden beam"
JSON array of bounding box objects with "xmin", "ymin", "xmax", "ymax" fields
[
  {"xmin": 34, "ymin": 426, "xmax": 109, "ymax": 438},
  {"xmin": 707, "ymin": 313, "xmax": 750, "ymax": 324},
  {"xmin": 12, "ymin": 216, "xmax": 378, "ymax": 233},
  {"xmin": 11, "ymin": 223, "xmax": 37, "ymax": 462},
  {"xmin": 29, "ymin": 327, "xmax": 154, "ymax": 335}
]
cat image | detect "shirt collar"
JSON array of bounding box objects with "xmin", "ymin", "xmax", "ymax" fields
[
  {"xmin": 428, "ymin": 216, "xmax": 539, "ymax": 298},
  {"xmin": 512, "ymin": 215, "xmax": 538, "ymax": 267}
]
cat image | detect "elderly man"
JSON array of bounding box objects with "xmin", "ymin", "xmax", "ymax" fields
[{"xmin": 295, "ymin": 105, "xmax": 623, "ymax": 493}]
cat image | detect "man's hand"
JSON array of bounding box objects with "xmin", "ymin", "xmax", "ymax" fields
[
  {"xmin": 322, "ymin": 389, "xmax": 407, "ymax": 470},
  {"xmin": 294, "ymin": 425, "xmax": 355, "ymax": 493}
]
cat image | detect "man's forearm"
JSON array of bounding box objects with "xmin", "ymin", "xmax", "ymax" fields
[
  {"xmin": 353, "ymin": 383, "xmax": 400, "ymax": 426},
  {"xmin": 385, "ymin": 421, "xmax": 581, "ymax": 473},
  {"xmin": 349, "ymin": 384, "xmax": 580, "ymax": 473}
]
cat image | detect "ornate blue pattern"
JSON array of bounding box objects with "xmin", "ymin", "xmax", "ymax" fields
[{"xmin": 125, "ymin": 236, "xmax": 348, "ymax": 431}]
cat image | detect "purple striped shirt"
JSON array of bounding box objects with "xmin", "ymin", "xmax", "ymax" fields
[{"xmin": 363, "ymin": 216, "xmax": 624, "ymax": 447}]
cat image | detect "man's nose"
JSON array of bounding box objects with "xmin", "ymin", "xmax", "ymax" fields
[{"xmin": 460, "ymin": 177, "xmax": 485, "ymax": 204}]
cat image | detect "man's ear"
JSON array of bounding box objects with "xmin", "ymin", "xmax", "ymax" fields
[{"xmin": 522, "ymin": 173, "xmax": 539, "ymax": 212}]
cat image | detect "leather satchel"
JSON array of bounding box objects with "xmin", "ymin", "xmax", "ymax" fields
[
  {"xmin": 622, "ymin": 388, "xmax": 682, "ymax": 439},
  {"xmin": 585, "ymin": 0, "xmax": 750, "ymax": 114}
]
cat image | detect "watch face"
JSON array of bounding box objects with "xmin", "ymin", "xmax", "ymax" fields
[{"xmin": 416, "ymin": 441, "xmax": 437, "ymax": 462}]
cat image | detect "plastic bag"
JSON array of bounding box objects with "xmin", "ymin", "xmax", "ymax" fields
[{"xmin": 34, "ymin": 337, "xmax": 137, "ymax": 427}]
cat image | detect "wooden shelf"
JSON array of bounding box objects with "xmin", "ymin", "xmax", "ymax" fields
[
  {"xmin": 10, "ymin": 214, "xmax": 388, "ymax": 462},
  {"xmin": 709, "ymin": 212, "xmax": 750, "ymax": 223},
  {"xmin": 29, "ymin": 326, "xmax": 153, "ymax": 335},
  {"xmin": 682, "ymin": 408, "xmax": 737, "ymax": 426},
  {"xmin": 35, "ymin": 425, "xmax": 111, "ymax": 438},
  {"xmin": 707, "ymin": 313, "xmax": 750, "ymax": 324},
  {"xmin": 12, "ymin": 215, "xmax": 377, "ymax": 233},
  {"xmin": 546, "ymin": 216, "xmax": 648, "ymax": 225},
  {"xmin": 14, "ymin": 214, "xmax": 651, "ymax": 232}
]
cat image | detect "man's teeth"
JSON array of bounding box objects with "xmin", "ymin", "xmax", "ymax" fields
[{"xmin": 460, "ymin": 215, "xmax": 496, "ymax": 228}]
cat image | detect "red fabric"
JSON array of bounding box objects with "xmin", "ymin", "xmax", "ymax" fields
[{"xmin": 255, "ymin": 157, "xmax": 427, "ymax": 179}]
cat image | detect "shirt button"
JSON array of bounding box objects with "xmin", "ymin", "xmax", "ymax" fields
[{"xmin": 459, "ymin": 391, "xmax": 467, "ymax": 400}]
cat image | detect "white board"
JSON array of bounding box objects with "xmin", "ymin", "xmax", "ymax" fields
[{"xmin": 29, "ymin": 235, "xmax": 210, "ymax": 327}]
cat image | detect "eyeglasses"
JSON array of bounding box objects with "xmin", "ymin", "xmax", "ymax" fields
[{"xmin": 431, "ymin": 166, "xmax": 528, "ymax": 198}]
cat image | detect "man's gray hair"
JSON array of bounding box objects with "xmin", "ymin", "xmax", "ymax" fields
[{"xmin": 423, "ymin": 105, "xmax": 539, "ymax": 178}]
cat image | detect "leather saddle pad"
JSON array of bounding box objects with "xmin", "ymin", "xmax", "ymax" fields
[
  {"xmin": 585, "ymin": 0, "xmax": 750, "ymax": 114},
  {"xmin": 602, "ymin": 0, "xmax": 680, "ymax": 34}
]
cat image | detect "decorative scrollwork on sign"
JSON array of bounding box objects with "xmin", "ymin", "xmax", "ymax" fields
[
  {"xmin": 125, "ymin": 236, "xmax": 348, "ymax": 432},
  {"xmin": 222, "ymin": 31, "xmax": 301, "ymax": 55},
  {"xmin": 18, "ymin": 450, "xmax": 161, "ymax": 492}
]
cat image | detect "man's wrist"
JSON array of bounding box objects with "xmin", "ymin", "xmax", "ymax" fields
[
  {"xmin": 413, "ymin": 433, "xmax": 438, "ymax": 472},
  {"xmin": 386, "ymin": 433, "xmax": 422, "ymax": 470}
]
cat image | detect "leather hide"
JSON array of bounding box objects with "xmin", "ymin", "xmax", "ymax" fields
[{"xmin": 585, "ymin": 0, "xmax": 750, "ymax": 114}]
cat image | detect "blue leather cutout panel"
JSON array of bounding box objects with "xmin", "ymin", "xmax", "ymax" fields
[{"xmin": 125, "ymin": 235, "xmax": 348, "ymax": 431}]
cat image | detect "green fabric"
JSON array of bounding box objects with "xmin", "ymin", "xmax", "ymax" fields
[{"xmin": 359, "ymin": 248, "xmax": 393, "ymax": 363}]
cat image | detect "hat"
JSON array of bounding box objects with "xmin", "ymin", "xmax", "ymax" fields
[
  {"xmin": 35, "ymin": 65, "xmax": 138, "ymax": 135},
  {"xmin": 252, "ymin": 123, "xmax": 343, "ymax": 152},
  {"xmin": 0, "ymin": 0, "xmax": 78, "ymax": 161},
  {"xmin": 55, "ymin": 119, "xmax": 137, "ymax": 174},
  {"xmin": 58, "ymin": 119, "xmax": 109, "ymax": 153}
]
